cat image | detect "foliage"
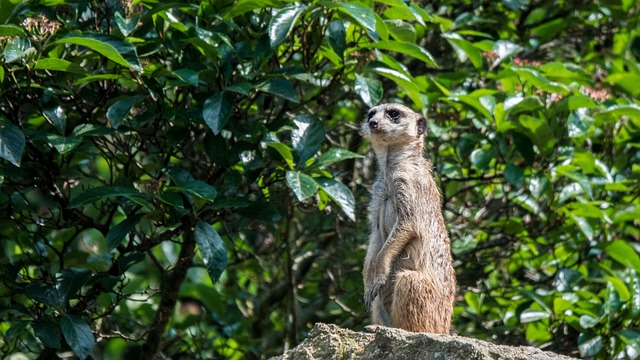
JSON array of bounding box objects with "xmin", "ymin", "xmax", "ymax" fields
[{"xmin": 0, "ymin": 0, "xmax": 639, "ymax": 359}]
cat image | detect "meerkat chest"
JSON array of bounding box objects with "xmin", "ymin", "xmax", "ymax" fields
[{"xmin": 373, "ymin": 178, "xmax": 398, "ymax": 239}]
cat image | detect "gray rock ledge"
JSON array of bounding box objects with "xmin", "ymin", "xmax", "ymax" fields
[{"xmin": 271, "ymin": 323, "xmax": 576, "ymax": 360}]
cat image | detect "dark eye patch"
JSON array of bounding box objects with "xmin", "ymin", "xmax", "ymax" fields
[
  {"xmin": 367, "ymin": 109, "xmax": 376, "ymax": 120},
  {"xmin": 387, "ymin": 109, "xmax": 400, "ymax": 122}
]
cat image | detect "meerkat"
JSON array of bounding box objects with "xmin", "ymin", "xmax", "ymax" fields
[{"xmin": 361, "ymin": 103, "xmax": 455, "ymax": 333}]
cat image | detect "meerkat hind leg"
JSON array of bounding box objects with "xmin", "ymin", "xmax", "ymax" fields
[
  {"xmin": 390, "ymin": 270, "xmax": 450, "ymax": 333},
  {"xmin": 371, "ymin": 297, "xmax": 393, "ymax": 326}
]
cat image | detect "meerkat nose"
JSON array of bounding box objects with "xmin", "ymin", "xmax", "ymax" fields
[{"xmin": 369, "ymin": 119, "xmax": 378, "ymax": 129}]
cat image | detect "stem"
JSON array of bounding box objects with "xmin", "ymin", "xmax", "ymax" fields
[
  {"xmin": 283, "ymin": 206, "xmax": 298, "ymax": 350},
  {"xmin": 142, "ymin": 218, "xmax": 196, "ymax": 358}
]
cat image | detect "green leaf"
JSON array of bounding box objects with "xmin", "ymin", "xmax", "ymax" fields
[
  {"xmin": 578, "ymin": 334, "xmax": 602, "ymax": 357},
  {"xmin": 371, "ymin": 67, "xmax": 424, "ymax": 108},
  {"xmin": 203, "ymin": 92, "xmax": 232, "ymax": 135},
  {"xmin": 516, "ymin": 115, "xmax": 555, "ymax": 155},
  {"xmin": 3, "ymin": 36, "xmax": 33, "ymax": 63},
  {"xmin": 361, "ymin": 40, "xmax": 437, "ymax": 67},
  {"xmin": 24, "ymin": 284, "xmax": 61, "ymax": 307},
  {"xmin": 56, "ymin": 32, "xmax": 142, "ymax": 72},
  {"xmin": 0, "ymin": 120, "xmax": 25, "ymax": 166},
  {"xmin": 630, "ymin": 269, "xmax": 640, "ymax": 318},
  {"xmin": 605, "ymin": 240, "xmax": 640, "ymax": 273},
  {"xmin": 442, "ymin": 33, "xmax": 483, "ymax": 69},
  {"xmin": 315, "ymin": 177, "xmax": 355, "ymax": 221},
  {"xmin": 605, "ymin": 72, "xmax": 640, "ymax": 97},
  {"xmin": 68, "ymin": 186, "xmax": 142, "ymax": 208},
  {"xmin": 60, "ymin": 315, "xmax": 95, "ymax": 360},
  {"xmin": 595, "ymin": 105, "xmax": 640, "ymax": 124},
  {"xmin": 322, "ymin": 1, "xmax": 377, "ymax": 37},
  {"xmin": 504, "ymin": 163, "xmax": 524, "ymax": 188},
  {"xmin": 269, "ymin": 4, "xmax": 307, "ymax": 48},
  {"xmin": 224, "ymin": 0, "xmax": 284, "ymax": 18},
  {"xmin": 33, "ymin": 319, "xmax": 61, "ymax": 349},
  {"xmin": 106, "ymin": 96, "xmax": 142, "ymax": 129},
  {"xmin": 470, "ymin": 147, "xmax": 496, "ymax": 170},
  {"xmin": 579, "ymin": 314, "xmax": 599, "ymax": 329},
  {"xmin": 106, "ymin": 214, "xmax": 142, "ymax": 251},
  {"xmin": 46, "ymin": 135, "xmax": 83, "ymax": 154},
  {"xmin": 354, "ymin": 74, "xmax": 383, "ymax": 107},
  {"xmin": 56, "ymin": 269, "xmax": 92, "ymax": 304},
  {"xmin": 193, "ymin": 220, "xmax": 228, "ymax": 283},
  {"xmin": 286, "ymin": 171, "xmax": 318, "ymax": 201},
  {"xmin": 168, "ymin": 168, "xmax": 217, "ymax": 202},
  {"xmin": 326, "ymin": 20, "xmax": 347, "ymax": 57},
  {"xmin": 114, "ymin": 12, "xmax": 140, "ymax": 36},
  {"xmin": 292, "ymin": 114, "xmax": 325, "ymax": 167},
  {"xmin": 35, "ymin": 58, "xmax": 87, "ymax": 74},
  {"xmin": 309, "ymin": 147, "xmax": 364, "ymax": 169},
  {"xmin": 385, "ymin": 19, "xmax": 416, "ymax": 43},
  {"xmin": 267, "ymin": 142, "xmax": 294, "ymax": 170},
  {"xmin": 0, "ymin": 24, "xmax": 26, "ymax": 37},
  {"xmin": 520, "ymin": 309, "xmax": 550, "ymax": 323},
  {"xmin": 255, "ymin": 78, "xmax": 299, "ymax": 103}
]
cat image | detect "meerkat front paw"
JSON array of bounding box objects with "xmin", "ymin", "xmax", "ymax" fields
[{"xmin": 364, "ymin": 277, "xmax": 386, "ymax": 310}]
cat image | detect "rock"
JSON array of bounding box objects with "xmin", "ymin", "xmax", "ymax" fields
[{"xmin": 271, "ymin": 323, "xmax": 576, "ymax": 360}]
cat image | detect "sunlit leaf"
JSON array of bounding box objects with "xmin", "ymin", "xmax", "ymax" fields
[
  {"xmin": 285, "ymin": 171, "xmax": 318, "ymax": 201},
  {"xmin": 269, "ymin": 5, "xmax": 307, "ymax": 48},
  {"xmin": 56, "ymin": 32, "xmax": 141, "ymax": 71},
  {"xmin": 292, "ymin": 114, "xmax": 324, "ymax": 167},
  {"xmin": 0, "ymin": 120, "xmax": 25, "ymax": 166},
  {"xmin": 315, "ymin": 177, "xmax": 355, "ymax": 221},
  {"xmin": 354, "ymin": 74, "xmax": 383, "ymax": 107}
]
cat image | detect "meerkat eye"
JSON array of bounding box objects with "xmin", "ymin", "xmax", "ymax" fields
[
  {"xmin": 367, "ymin": 109, "xmax": 376, "ymax": 120},
  {"xmin": 387, "ymin": 110, "xmax": 401, "ymax": 122}
]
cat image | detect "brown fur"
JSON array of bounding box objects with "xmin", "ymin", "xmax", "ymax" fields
[{"xmin": 361, "ymin": 103, "xmax": 455, "ymax": 333}]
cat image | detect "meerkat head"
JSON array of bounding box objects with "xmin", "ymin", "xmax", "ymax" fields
[{"xmin": 361, "ymin": 103, "xmax": 426, "ymax": 147}]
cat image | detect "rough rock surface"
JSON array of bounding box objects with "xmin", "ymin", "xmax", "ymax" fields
[{"xmin": 271, "ymin": 323, "xmax": 576, "ymax": 360}]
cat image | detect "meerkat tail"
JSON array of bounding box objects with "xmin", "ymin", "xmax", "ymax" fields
[{"xmin": 390, "ymin": 270, "xmax": 451, "ymax": 333}]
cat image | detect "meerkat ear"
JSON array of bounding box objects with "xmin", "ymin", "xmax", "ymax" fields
[{"xmin": 417, "ymin": 115, "xmax": 427, "ymax": 135}]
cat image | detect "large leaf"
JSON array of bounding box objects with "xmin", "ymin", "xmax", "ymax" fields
[
  {"xmin": 106, "ymin": 96, "xmax": 143, "ymax": 129},
  {"xmin": 291, "ymin": 114, "xmax": 325, "ymax": 167},
  {"xmin": 35, "ymin": 58, "xmax": 87, "ymax": 74},
  {"xmin": 106, "ymin": 214, "xmax": 142, "ymax": 251},
  {"xmin": 286, "ymin": 171, "xmax": 318, "ymax": 201},
  {"xmin": 203, "ymin": 92, "xmax": 232, "ymax": 135},
  {"xmin": 193, "ymin": 220, "xmax": 228, "ymax": 283},
  {"xmin": 326, "ymin": 20, "xmax": 347, "ymax": 57},
  {"xmin": 68, "ymin": 186, "xmax": 143, "ymax": 208},
  {"xmin": 0, "ymin": 120, "xmax": 25, "ymax": 166},
  {"xmin": 321, "ymin": 1, "xmax": 377, "ymax": 37},
  {"xmin": 3, "ymin": 36, "xmax": 33, "ymax": 63},
  {"xmin": 309, "ymin": 147, "xmax": 364, "ymax": 169},
  {"xmin": 167, "ymin": 168, "xmax": 217, "ymax": 202},
  {"xmin": 56, "ymin": 269, "xmax": 92, "ymax": 304},
  {"xmin": 56, "ymin": 32, "xmax": 141, "ymax": 72},
  {"xmin": 361, "ymin": 40, "xmax": 438, "ymax": 67},
  {"xmin": 605, "ymin": 240, "xmax": 640, "ymax": 273},
  {"xmin": 0, "ymin": 24, "xmax": 25, "ymax": 37},
  {"xmin": 315, "ymin": 177, "xmax": 355, "ymax": 221},
  {"xmin": 60, "ymin": 315, "xmax": 95, "ymax": 360},
  {"xmin": 33, "ymin": 319, "xmax": 61, "ymax": 349},
  {"xmin": 354, "ymin": 74, "xmax": 383, "ymax": 107},
  {"xmin": 255, "ymin": 78, "xmax": 299, "ymax": 103},
  {"xmin": 269, "ymin": 4, "xmax": 307, "ymax": 48},
  {"xmin": 442, "ymin": 33, "xmax": 482, "ymax": 69}
]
